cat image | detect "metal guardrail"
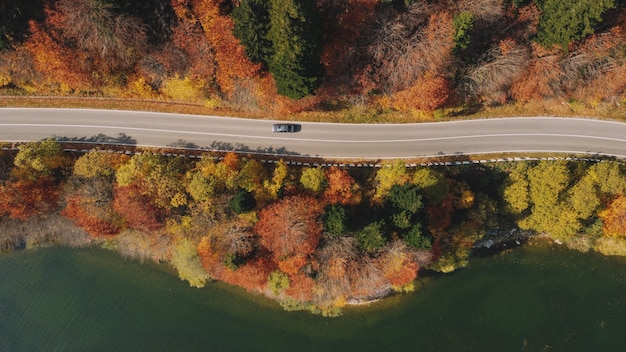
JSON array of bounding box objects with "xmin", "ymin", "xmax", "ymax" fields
[{"xmin": 0, "ymin": 143, "xmax": 613, "ymax": 169}]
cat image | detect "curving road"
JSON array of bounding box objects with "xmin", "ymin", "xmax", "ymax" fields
[{"xmin": 1, "ymin": 108, "xmax": 626, "ymax": 159}]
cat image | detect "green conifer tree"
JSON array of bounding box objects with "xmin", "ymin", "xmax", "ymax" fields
[
  {"xmin": 534, "ymin": 0, "xmax": 615, "ymax": 50},
  {"xmin": 232, "ymin": 0, "xmax": 272, "ymax": 66},
  {"xmin": 267, "ymin": 0, "xmax": 323, "ymax": 99}
]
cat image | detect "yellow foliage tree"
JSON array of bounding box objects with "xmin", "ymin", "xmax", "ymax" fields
[
  {"xmin": 73, "ymin": 150, "xmax": 128, "ymax": 178},
  {"xmin": 300, "ymin": 167, "xmax": 327, "ymax": 195},
  {"xmin": 502, "ymin": 163, "xmax": 530, "ymax": 214},
  {"xmin": 264, "ymin": 160, "xmax": 289, "ymax": 199},
  {"xmin": 236, "ymin": 159, "xmax": 268, "ymax": 192},
  {"xmin": 13, "ymin": 139, "xmax": 68, "ymax": 180},
  {"xmin": 116, "ymin": 152, "xmax": 187, "ymax": 210},
  {"xmin": 374, "ymin": 160, "xmax": 409, "ymax": 201},
  {"xmin": 171, "ymin": 238, "xmax": 210, "ymax": 288}
]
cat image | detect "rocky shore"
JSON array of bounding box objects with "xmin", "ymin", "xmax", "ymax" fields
[{"xmin": 472, "ymin": 228, "xmax": 536, "ymax": 256}]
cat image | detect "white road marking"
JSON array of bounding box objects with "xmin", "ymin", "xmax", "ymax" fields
[{"xmin": 2, "ymin": 123, "xmax": 626, "ymax": 143}]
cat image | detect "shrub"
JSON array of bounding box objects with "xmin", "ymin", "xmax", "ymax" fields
[
  {"xmin": 171, "ymin": 238, "xmax": 210, "ymax": 288},
  {"xmin": 267, "ymin": 270, "xmax": 290, "ymax": 296}
]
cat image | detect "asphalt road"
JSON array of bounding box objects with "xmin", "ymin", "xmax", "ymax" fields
[{"xmin": 1, "ymin": 108, "xmax": 626, "ymax": 160}]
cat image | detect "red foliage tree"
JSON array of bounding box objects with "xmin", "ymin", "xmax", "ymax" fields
[
  {"xmin": 198, "ymin": 233, "xmax": 275, "ymax": 293},
  {"xmin": 113, "ymin": 185, "xmax": 164, "ymax": 232},
  {"xmin": 0, "ymin": 178, "xmax": 59, "ymax": 220},
  {"xmin": 62, "ymin": 196, "xmax": 121, "ymax": 237},
  {"xmin": 320, "ymin": 0, "xmax": 379, "ymax": 91}
]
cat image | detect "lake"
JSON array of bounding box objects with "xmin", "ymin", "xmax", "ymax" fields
[{"xmin": 1, "ymin": 243, "xmax": 625, "ymax": 351}]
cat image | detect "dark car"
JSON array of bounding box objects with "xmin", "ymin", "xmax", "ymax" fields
[{"xmin": 272, "ymin": 123, "xmax": 298, "ymax": 133}]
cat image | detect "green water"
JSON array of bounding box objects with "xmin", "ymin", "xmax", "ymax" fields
[{"xmin": 1, "ymin": 244, "xmax": 625, "ymax": 352}]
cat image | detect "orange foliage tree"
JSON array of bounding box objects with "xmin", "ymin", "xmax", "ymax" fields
[
  {"xmin": 348, "ymin": 257, "xmax": 387, "ymax": 299},
  {"xmin": 189, "ymin": 0, "xmax": 261, "ymax": 96},
  {"xmin": 222, "ymin": 256, "xmax": 275, "ymax": 293},
  {"xmin": 313, "ymin": 236, "xmax": 357, "ymax": 303},
  {"xmin": 510, "ymin": 43, "xmax": 563, "ymax": 102},
  {"xmin": 24, "ymin": 20, "xmax": 91, "ymax": 92},
  {"xmin": 61, "ymin": 151, "xmax": 127, "ymax": 237},
  {"xmin": 599, "ymin": 195, "xmax": 626, "ymax": 238},
  {"xmin": 566, "ymin": 25, "xmax": 626, "ymax": 103},
  {"xmin": 170, "ymin": 15, "xmax": 216, "ymax": 84},
  {"xmin": 285, "ymin": 273, "xmax": 315, "ymax": 302},
  {"xmin": 322, "ymin": 167, "xmax": 359, "ymax": 205},
  {"xmin": 392, "ymin": 74, "xmax": 451, "ymax": 112},
  {"xmin": 255, "ymin": 196, "xmax": 323, "ymax": 272}
]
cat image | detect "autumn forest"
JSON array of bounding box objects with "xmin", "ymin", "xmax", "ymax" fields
[
  {"xmin": 1, "ymin": 140, "xmax": 626, "ymax": 315},
  {"xmin": 2, "ymin": 0, "xmax": 626, "ymax": 315},
  {"xmin": 1, "ymin": 0, "xmax": 626, "ymax": 117}
]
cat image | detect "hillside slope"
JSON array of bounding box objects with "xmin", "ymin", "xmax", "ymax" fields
[{"xmin": 1, "ymin": 0, "xmax": 625, "ymax": 119}]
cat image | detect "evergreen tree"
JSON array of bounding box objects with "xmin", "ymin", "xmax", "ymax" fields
[
  {"xmin": 267, "ymin": 0, "xmax": 323, "ymax": 99},
  {"xmin": 403, "ymin": 224, "xmax": 432, "ymax": 250},
  {"xmin": 453, "ymin": 11, "xmax": 474, "ymax": 52},
  {"xmin": 322, "ymin": 204, "xmax": 347, "ymax": 237},
  {"xmin": 356, "ymin": 222, "xmax": 385, "ymax": 253},
  {"xmin": 232, "ymin": 0, "xmax": 272, "ymax": 66},
  {"xmin": 229, "ymin": 190, "xmax": 256, "ymax": 214},
  {"xmin": 387, "ymin": 183, "xmax": 423, "ymax": 214},
  {"xmin": 534, "ymin": 0, "xmax": 615, "ymax": 50}
]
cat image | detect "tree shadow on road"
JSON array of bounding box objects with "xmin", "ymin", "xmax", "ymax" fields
[
  {"xmin": 207, "ymin": 141, "xmax": 304, "ymax": 156},
  {"xmin": 51, "ymin": 135, "xmax": 304, "ymax": 157},
  {"xmin": 168, "ymin": 139, "xmax": 200, "ymax": 149},
  {"xmin": 54, "ymin": 133, "xmax": 137, "ymax": 145}
]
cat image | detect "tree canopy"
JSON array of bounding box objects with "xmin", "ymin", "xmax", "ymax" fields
[
  {"xmin": 267, "ymin": 0, "xmax": 323, "ymax": 99},
  {"xmin": 4, "ymin": 140, "xmax": 626, "ymax": 315},
  {"xmin": 534, "ymin": 0, "xmax": 616, "ymax": 50},
  {"xmin": 232, "ymin": 0, "xmax": 272, "ymax": 66}
]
